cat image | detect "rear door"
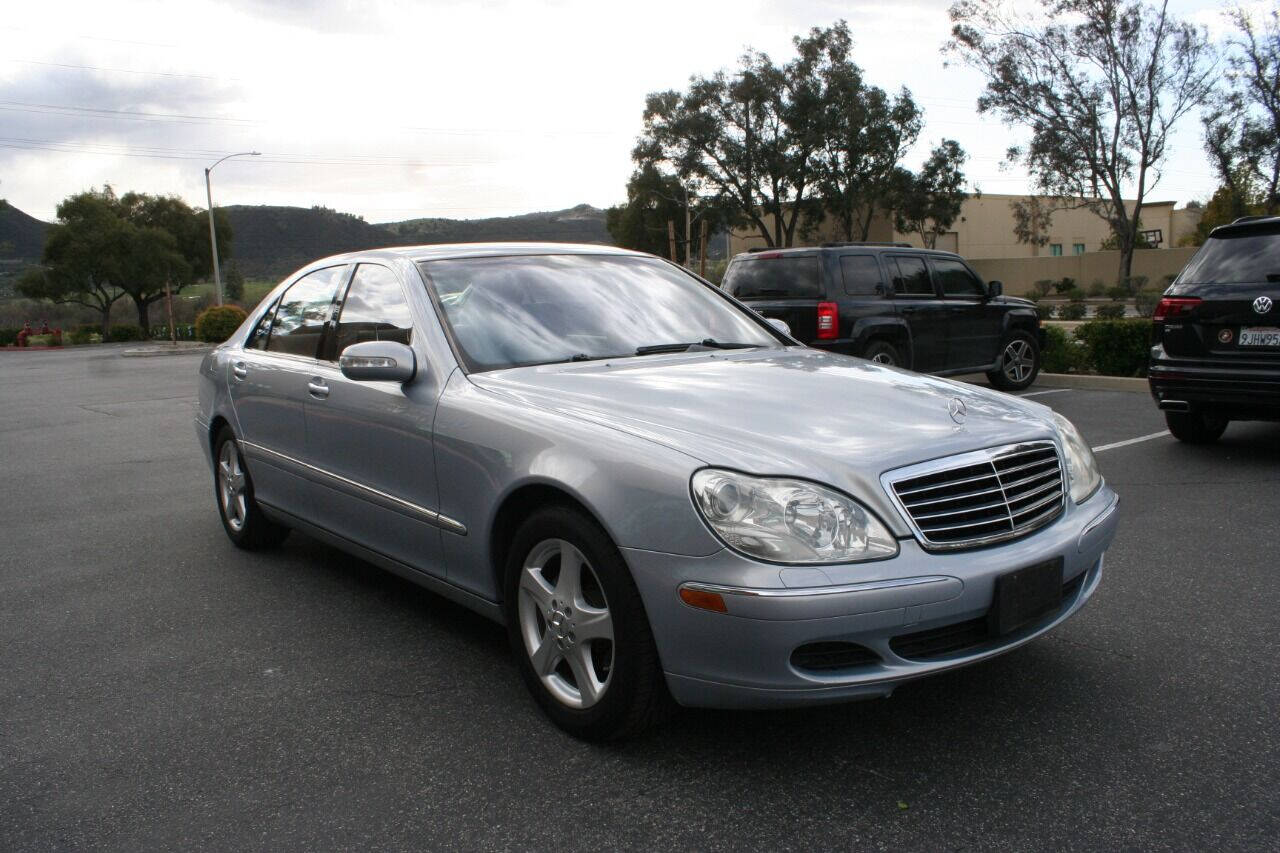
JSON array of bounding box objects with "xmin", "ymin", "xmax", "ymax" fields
[
  {"xmin": 930, "ymin": 255, "xmax": 1003, "ymax": 368},
  {"xmin": 837, "ymin": 253, "xmax": 897, "ymax": 354},
  {"xmin": 722, "ymin": 253, "xmax": 824, "ymax": 342},
  {"xmin": 885, "ymin": 254, "xmax": 948, "ymax": 371}
]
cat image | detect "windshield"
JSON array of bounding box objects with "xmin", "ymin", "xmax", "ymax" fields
[
  {"xmin": 1177, "ymin": 231, "xmax": 1280, "ymax": 285},
  {"xmin": 418, "ymin": 254, "xmax": 780, "ymax": 371}
]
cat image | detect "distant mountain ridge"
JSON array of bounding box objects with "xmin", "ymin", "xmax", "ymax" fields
[{"xmin": 0, "ymin": 201, "xmax": 612, "ymax": 281}]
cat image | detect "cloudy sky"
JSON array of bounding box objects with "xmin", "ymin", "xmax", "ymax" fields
[{"xmin": 0, "ymin": 0, "xmax": 1251, "ymax": 224}]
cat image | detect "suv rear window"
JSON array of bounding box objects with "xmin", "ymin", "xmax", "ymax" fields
[
  {"xmin": 724, "ymin": 256, "xmax": 821, "ymax": 298},
  {"xmin": 1178, "ymin": 230, "xmax": 1280, "ymax": 285}
]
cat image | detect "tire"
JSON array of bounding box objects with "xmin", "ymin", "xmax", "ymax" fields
[
  {"xmin": 212, "ymin": 426, "xmax": 290, "ymax": 549},
  {"xmin": 1165, "ymin": 410, "xmax": 1228, "ymax": 444},
  {"xmin": 504, "ymin": 505, "xmax": 671, "ymax": 741},
  {"xmin": 987, "ymin": 331, "xmax": 1041, "ymax": 391},
  {"xmin": 863, "ymin": 339, "xmax": 903, "ymax": 367}
]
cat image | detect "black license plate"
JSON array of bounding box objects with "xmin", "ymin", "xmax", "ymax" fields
[{"xmin": 990, "ymin": 558, "xmax": 1064, "ymax": 636}]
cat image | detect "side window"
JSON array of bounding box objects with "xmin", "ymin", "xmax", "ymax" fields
[
  {"xmin": 265, "ymin": 266, "xmax": 346, "ymax": 358},
  {"xmin": 933, "ymin": 258, "xmax": 986, "ymax": 297},
  {"xmin": 890, "ymin": 256, "xmax": 934, "ymax": 296},
  {"xmin": 840, "ymin": 255, "xmax": 884, "ymax": 296},
  {"xmin": 330, "ymin": 264, "xmax": 413, "ymax": 359},
  {"xmin": 244, "ymin": 297, "xmax": 279, "ymax": 351}
]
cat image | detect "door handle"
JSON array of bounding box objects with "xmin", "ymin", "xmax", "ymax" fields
[
  {"xmin": 232, "ymin": 361, "xmax": 248, "ymax": 380},
  {"xmin": 900, "ymin": 306, "xmax": 918, "ymax": 314},
  {"xmin": 307, "ymin": 378, "xmax": 330, "ymax": 399}
]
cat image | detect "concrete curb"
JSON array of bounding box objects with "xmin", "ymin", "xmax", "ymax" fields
[
  {"xmin": 1034, "ymin": 372, "xmax": 1149, "ymax": 393},
  {"xmin": 121, "ymin": 343, "xmax": 213, "ymax": 358}
]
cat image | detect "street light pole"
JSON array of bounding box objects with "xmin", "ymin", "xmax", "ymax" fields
[{"xmin": 205, "ymin": 151, "xmax": 260, "ymax": 305}]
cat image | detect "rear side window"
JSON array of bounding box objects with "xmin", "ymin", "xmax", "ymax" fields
[
  {"xmin": 265, "ymin": 266, "xmax": 347, "ymax": 357},
  {"xmin": 328, "ymin": 263, "xmax": 413, "ymax": 359},
  {"xmin": 840, "ymin": 255, "xmax": 884, "ymax": 295},
  {"xmin": 724, "ymin": 256, "xmax": 821, "ymax": 298},
  {"xmin": 890, "ymin": 256, "xmax": 934, "ymax": 295},
  {"xmin": 932, "ymin": 258, "xmax": 986, "ymax": 297},
  {"xmin": 1177, "ymin": 231, "xmax": 1280, "ymax": 285}
]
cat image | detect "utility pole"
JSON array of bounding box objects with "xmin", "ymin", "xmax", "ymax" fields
[
  {"xmin": 667, "ymin": 220, "xmax": 678, "ymax": 262},
  {"xmin": 204, "ymin": 151, "xmax": 260, "ymax": 305}
]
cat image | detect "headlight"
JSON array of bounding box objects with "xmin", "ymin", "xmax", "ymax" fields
[
  {"xmin": 691, "ymin": 469, "xmax": 898, "ymax": 564},
  {"xmin": 1053, "ymin": 412, "xmax": 1102, "ymax": 503}
]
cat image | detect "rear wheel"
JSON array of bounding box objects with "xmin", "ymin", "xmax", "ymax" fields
[
  {"xmin": 1165, "ymin": 410, "xmax": 1228, "ymax": 444},
  {"xmin": 505, "ymin": 505, "xmax": 670, "ymax": 740},
  {"xmin": 987, "ymin": 331, "xmax": 1041, "ymax": 391},
  {"xmin": 863, "ymin": 339, "xmax": 902, "ymax": 367},
  {"xmin": 213, "ymin": 426, "xmax": 290, "ymax": 549}
]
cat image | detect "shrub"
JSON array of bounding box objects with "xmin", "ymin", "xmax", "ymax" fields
[
  {"xmin": 0, "ymin": 327, "xmax": 18, "ymax": 346},
  {"xmin": 1094, "ymin": 303, "xmax": 1127, "ymax": 320},
  {"xmin": 1076, "ymin": 318, "xmax": 1152, "ymax": 376},
  {"xmin": 68, "ymin": 328, "xmax": 96, "ymax": 345},
  {"xmin": 1035, "ymin": 303, "xmax": 1056, "ymax": 320},
  {"xmin": 1031, "ymin": 279, "xmax": 1054, "ymax": 299},
  {"xmin": 105, "ymin": 324, "xmax": 144, "ymax": 342},
  {"xmin": 1058, "ymin": 302, "xmax": 1087, "ymax": 321},
  {"xmin": 1118, "ymin": 275, "xmax": 1149, "ymax": 296},
  {"xmin": 195, "ymin": 305, "xmax": 248, "ymax": 343},
  {"xmin": 1052, "ymin": 277, "xmax": 1077, "ymax": 294},
  {"xmin": 1133, "ymin": 287, "xmax": 1163, "ymax": 318},
  {"xmin": 1041, "ymin": 325, "xmax": 1088, "ymax": 374},
  {"xmin": 1066, "ymin": 287, "xmax": 1087, "ymax": 303},
  {"xmin": 1106, "ymin": 285, "xmax": 1130, "ymax": 301},
  {"xmin": 1087, "ymin": 279, "xmax": 1107, "ymax": 297}
]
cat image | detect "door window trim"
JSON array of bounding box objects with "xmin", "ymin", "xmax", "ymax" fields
[
  {"xmin": 929, "ymin": 256, "xmax": 988, "ymax": 300},
  {"xmin": 884, "ymin": 253, "xmax": 939, "ymax": 298}
]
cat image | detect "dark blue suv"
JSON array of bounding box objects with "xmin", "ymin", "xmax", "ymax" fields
[{"xmin": 722, "ymin": 243, "xmax": 1044, "ymax": 390}]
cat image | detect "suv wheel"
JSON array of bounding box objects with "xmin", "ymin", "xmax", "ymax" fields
[
  {"xmin": 1165, "ymin": 410, "xmax": 1228, "ymax": 444},
  {"xmin": 988, "ymin": 331, "xmax": 1040, "ymax": 391},
  {"xmin": 863, "ymin": 340, "xmax": 902, "ymax": 367}
]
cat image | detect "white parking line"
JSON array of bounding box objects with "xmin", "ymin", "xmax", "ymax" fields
[
  {"xmin": 1091, "ymin": 430, "xmax": 1170, "ymax": 453},
  {"xmin": 1019, "ymin": 388, "xmax": 1072, "ymax": 398}
]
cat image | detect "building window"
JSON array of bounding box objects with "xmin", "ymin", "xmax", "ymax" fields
[
  {"xmin": 1050, "ymin": 244, "xmax": 1063, "ymax": 256},
  {"xmin": 1073, "ymin": 243, "xmax": 1086, "ymax": 255}
]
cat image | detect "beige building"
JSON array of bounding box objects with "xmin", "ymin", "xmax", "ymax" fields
[{"xmin": 728, "ymin": 193, "xmax": 1202, "ymax": 259}]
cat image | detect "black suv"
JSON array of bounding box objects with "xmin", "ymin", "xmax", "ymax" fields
[
  {"xmin": 721, "ymin": 243, "xmax": 1044, "ymax": 390},
  {"xmin": 1148, "ymin": 216, "xmax": 1280, "ymax": 443}
]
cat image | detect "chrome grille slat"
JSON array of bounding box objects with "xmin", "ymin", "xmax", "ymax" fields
[{"xmin": 887, "ymin": 441, "xmax": 1066, "ymax": 551}]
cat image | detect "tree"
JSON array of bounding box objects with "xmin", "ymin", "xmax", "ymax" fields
[
  {"xmin": 1010, "ymin": 195, "xmax": 1056, "ymax": 250},
  {"xmin": 948, "ymin": 0, "xmax": 1216, "ymax": 279},
  {"xmin": 16, "ymin": 188, "xmax": 126, "ymax": 336},
  {"xmin": 1202, "ymin": 7, "xmax": 1280, "ymax": 215},
  {"xmin": 635, "ymin": 23, "xmax": 857, "ymax": 248},
  {"xmin": 892, "ymin": 141, "xmax": 972, "ymax": 249},
  {"xmin": 224, "ymin": 261, "xmax": 246, "ymax": 302},
  {"xmin": 606, "ymin": 164, "xmax": 733, "ymax": 262},
  {"xmin": 1184, "ymin": 180, "xmax": 1267, "ymax": 245}
]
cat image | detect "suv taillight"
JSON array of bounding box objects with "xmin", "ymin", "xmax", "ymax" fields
[
  {"xmin": 1153, "ymin": 297, "xmax": 1201, "ymax": 322},
  {"xmin": 817, "ymin": 302, "xmax": 838, "ymax": 339}
]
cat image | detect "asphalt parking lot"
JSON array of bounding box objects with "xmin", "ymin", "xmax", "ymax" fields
[{"xmin": 2, "ymin": 346, "xmax": 1278, "ymax": 851}]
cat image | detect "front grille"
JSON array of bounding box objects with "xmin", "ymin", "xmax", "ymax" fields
[
  {"xmin": 790, "ymin": 641, "xmax": 880, "ymax": 672},
  {"xmin": 889, "ymin": 442, "xmax": 1065, "ymax": 550},
  {"xmin": 889, "ymin": 571, "xmax": 1087, "ymax": 661}
]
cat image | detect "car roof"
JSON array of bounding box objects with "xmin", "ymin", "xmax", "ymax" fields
[
  {"xmin": 305, "ymin": 242, "xmax": 650, "ymax": 267},
  {"xmin": 1209, "ymin": 216, "xmax": 1280, "ymax": 239},
  {"xmin": 731, "ymin": 244, "xmax": 966, "ymax": 261}
]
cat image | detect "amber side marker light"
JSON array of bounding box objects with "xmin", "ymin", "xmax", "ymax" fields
[{"xmin": 679, "ymin": 586, "xmax": 728, "ymax": 613}]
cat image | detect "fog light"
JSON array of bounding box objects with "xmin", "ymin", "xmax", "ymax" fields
[{"xmin": 679, "ymin": 586, "xmax": 727, "ymax": 613}]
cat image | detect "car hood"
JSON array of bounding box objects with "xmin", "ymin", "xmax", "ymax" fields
[{"xmin": 469, "ymin": 348, "xmax": 1060, "ymax": 535}]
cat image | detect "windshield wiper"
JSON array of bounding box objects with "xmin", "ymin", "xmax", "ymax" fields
[{"xmin": 635, "ymin": 339, "xmax": 762, "ymax": 355}]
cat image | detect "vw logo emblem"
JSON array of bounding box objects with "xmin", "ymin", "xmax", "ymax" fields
[
  {"xmin": 1254, "ymin": 296, "xmax": 1274, "ymax": 314},
  {"xmin": 948, "ymin": 397, "xmax": 967, "ymax": 425}
]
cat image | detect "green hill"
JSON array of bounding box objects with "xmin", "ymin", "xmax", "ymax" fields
[
  {"xmin": 0, "ymin": 200, "xmax": 49, "ymax": 261},
  {"xmin": 380, "ymin": 203, "xmax": 610, "ymax": 246}
]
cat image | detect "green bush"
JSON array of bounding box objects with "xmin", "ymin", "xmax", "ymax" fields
[
  {"xmin": 1035, "ymin": 303, "xmax": 1056, "ymax": 320},
  {"xmin": 1031, "ymin": 279, "xmax": 1054, "ymax": 299},
  {"xmin": 106, "ymin": 324, "xmax": 144, "ymax": 342},
  {"xmin": 1052, "ymin": 277, "xmax": 1077, "ymax": 294},
  {"xmin": 1094, "ymin": 303, "xmax": 1127, "ymax": 320},
  {"xmin": 1041, "ymin": 325, "xmax": 1088, "ymax": 373},
  {"xmin": 1076, "ymin": 318, "xmax": 1152, "ymax": 376},
  {"xmin": 1066, "ymin": 287, "xmax": 1087, "ymax": 303},
  {"xmin": 1058, "ymin": 302, "xmax": 1087, "ymax": 321},
  {"xmin": 1106, "ymin": 285, "xmax": 1130, "ymax": 301},
  {"xmin": 1086, "ymin": 279, "xmax": 1107, "ymax": 297},
  {"xmin": 195, "ymin": 305, "xmax": 249, "ymax": 343},
  {"xmin": 1118, "ymin": 275, "xmax": 1149, "ymax": 296},
  {"xmin": 0, "ymin": 327, "xmax": 18, "ymax": 346},
  {"xmin": 1133, "ymin": 287, "xmax": 1163, "ymax": 318}
]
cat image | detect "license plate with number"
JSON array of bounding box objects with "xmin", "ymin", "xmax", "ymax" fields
[{"xmin": 1239, "ymin": 327, "xmax": 1280, "ymax": 347}]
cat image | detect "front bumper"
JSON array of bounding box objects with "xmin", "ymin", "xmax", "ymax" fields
[
  {"xmin": 625, "ymin": 484, "xmax": 1119, "ymax": 709},
  {"xmin": 1148, "ymin": 345, "xmax": 1280, "ymax": 419}
]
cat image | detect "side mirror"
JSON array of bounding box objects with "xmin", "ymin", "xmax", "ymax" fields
[
  {"xmin": 765, "ymin": 317, "xmax": 791, "ymax": 337},
  {"xmin": 338, "ymin": 340, "xmax": 417, "ymax": 383},
  {"xmin": 987, "ymin": 280, "xmax": 1003, "ymax": 298}
]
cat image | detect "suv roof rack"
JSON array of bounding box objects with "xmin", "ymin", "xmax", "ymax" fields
[
  {"xmin": 1231, "ymin": 215, "xmax": 1272, "ymax": 224},
  {"xmin": 819, "ymin": 241, "xmax": 913, "ymax": 248}
]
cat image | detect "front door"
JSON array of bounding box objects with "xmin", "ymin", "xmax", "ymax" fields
[
  {"xmin": 304, "ymin": 262, "xmax": 449, "ymax": 579},
  {"xmin": 931, "ymin": 256, "xmax": 1004, "ymax": 369},
  {"xmin": 886, "ymin": 254, "xmax": 948, "ymax": 371}
]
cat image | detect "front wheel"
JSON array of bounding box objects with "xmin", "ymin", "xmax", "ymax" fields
[
  {"xmin": 987, "ymin": 331, "xmax": 1041, "ymax": 391},
  {"xmin": 1165, "ymin": 410, "xmax": 1228, "ymax": 444},
  {"xmin": 505, "ymin": 506, "xmax": 670, "ymax": 740}
]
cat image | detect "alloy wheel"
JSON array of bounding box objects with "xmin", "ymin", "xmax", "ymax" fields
[
  {"xmin": 871, "ymin": 352, "xmax": 895, "ymax": 365},
  {"xmin": 517, "ymin": 538, "xmax": 615, "ymax": 709},
  {"xmin": 1002, "ymin": 339, "xmax": 1034, "ymax": 384},
  {"xmin": 218, "ymin": 441, "xmax": 248, "ymax": 532}
]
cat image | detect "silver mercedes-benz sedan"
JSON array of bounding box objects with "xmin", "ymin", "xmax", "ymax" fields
[{"xmin": 196, "ymin": 243, "xmax": 1118, "ymax": 740}]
